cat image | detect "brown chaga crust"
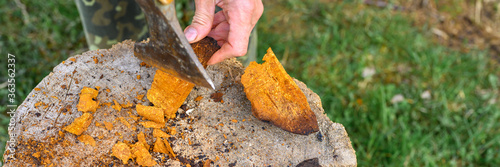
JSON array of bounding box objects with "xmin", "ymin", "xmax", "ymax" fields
[
  {"xmin": 241, "ymin": 48, "xmax": 319, "ymax": 135},
  {"xmin": 191, "ymin": 37, "xmax": 220, "ymax": 68}
]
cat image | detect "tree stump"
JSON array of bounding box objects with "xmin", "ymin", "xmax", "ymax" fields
[{"xmin": 3, "ymin": 41, "xmax": 356, "ymax": 166}]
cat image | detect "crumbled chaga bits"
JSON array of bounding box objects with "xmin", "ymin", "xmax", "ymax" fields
[
  {"xmin": 241, "ymin": 48, "xmax": 319, "ymax": 135},
  {"xmin": 76, "ymin": 87, "xmax": 99, "ymax": 112},
  {"xmin": 64, "ymin": 37, "xmax": 220, "ymax": 166},
  {"xmin": 64, "ymin": 87, "xmax": 99, "ymax": 135}
]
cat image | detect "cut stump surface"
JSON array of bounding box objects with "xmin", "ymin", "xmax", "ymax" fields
[{"xmin": 3, "ymin": 41, "xmax": 356, "ymax": 166}]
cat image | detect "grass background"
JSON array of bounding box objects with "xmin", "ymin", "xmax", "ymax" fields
[{"xmin": 1, "ymin": 0, "xmax": 499, "ymax": 166}]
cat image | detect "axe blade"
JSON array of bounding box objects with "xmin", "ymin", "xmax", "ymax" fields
[{"xmin": 134, "ymin": 0, "xmax": 214, "ymax": 90}]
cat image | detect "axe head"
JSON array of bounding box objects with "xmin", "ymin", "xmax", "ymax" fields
[{"xmin": 134, "ymin": 0, "xmax": 215, "ymax": 90}]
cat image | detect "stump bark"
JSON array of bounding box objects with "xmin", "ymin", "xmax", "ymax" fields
[{"xmin": 3, "ymin": 41, "xmax": 356, "ymax": 166}]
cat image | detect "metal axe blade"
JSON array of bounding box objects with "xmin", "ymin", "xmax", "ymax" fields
[{"xmin": 134, "ymin": 0, "xmax": 215, "ymax": 90}]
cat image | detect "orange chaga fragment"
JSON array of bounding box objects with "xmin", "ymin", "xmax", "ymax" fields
[
  {"xmin": 241, "ymin": 48, "xmax": 319, "ymax": 135},
  {"xmin": 77, "ymin": 135, "xmax": 96, "ymax": 147},
  {"xmin": 32, "ymin": 152, "xmax": 41, "ymax": 158},
  {"xmin": 147, "ymin": 70, "xmax": 193, "ymax": 117},
  {"xmin": 77, "ymin": 87, "xmax": 99, "ymax": 112},
  {"xmin": 153, "ymin": 137, "xmax": 167, "ymax": 154},
  {"xmin": 204, "ymin": 159, "xmax": 212, "ymax": 167},
  {"xmin": 153, "ymin": 129, "xmax": 170, "ymax": 138},
  {"xmin": 103, "ymin": 121, "xmax": 113, "ymax": 131},
  {"xmin": 118, "ymin": 117, "xmax": 131, "ymax": 129},
  {"xmin": 112, "ymin": 100, "xmax": 122, "ymax": 112},
  {"xmin": 136, "ymin": 94, "xmax": 145, "ymax": 100},
  {"xmin": 194, "ymin": 96, "xmax": 203, "ymax": 101},
  {"xmin": 120, "ymin": 101, "xmax": 133, "ymax": 108},
  {"xmin": 137, "ymin": 132, "xmax": 150, "ymax": 149},
  {"xmin": 163, "ymin": 139, "xmax": 176, "ymax": 159},
  {"xmin": 170, "ymin": 127, "xmax": 177, "ymax": 135},
  {"xmin": 131, "ymin": 142, "xmax": 157, "ymax": 166},
  {"xmin": 139, "ymin": 121, "xmax": 164, "ymax": 129},
  {"xmin": 112, "ymin": 142, "xmax": 132, "ymax": 164},
  {"xmin": 63, "ymin": 113, "xmax": 94, "ymax": 135},
  {"xmin": 34, "ymin": 88, "xmax": 41, "ymax": 91},
  {"xmin": 136, "ymin": 104, "xmax": 165, "ymax": 124},
  {"xmin": 58, "ymin": 130, "xmax": 65, "ymax": 137},
  {"xmin": 137, "ymin": 75, "xmax": 141, "ymax": 80},
  {"xmin": 34, "ymin": 102, "xmax": 43, "ymax": 108}
]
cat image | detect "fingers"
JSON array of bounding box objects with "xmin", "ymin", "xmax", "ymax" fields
[
  {"xmin": 184, "ymin": 0, "xmax": 216, "ymax": 43},
  {"xmin": 207, "ymin": 0, "xmax": 263, "ymax": 65},
  {"xmin": 212, "ymin": 11, "xmax": 227, "ymax": 29}
]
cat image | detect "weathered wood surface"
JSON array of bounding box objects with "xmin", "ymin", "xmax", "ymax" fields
[{"xmin": 3, "ymin": 41, "xmax": 356, "ymax": 166}]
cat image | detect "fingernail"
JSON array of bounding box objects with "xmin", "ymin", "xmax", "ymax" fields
[{"xmin": 185, "ymin": 27, "xmax": 197, "ymax": 42}]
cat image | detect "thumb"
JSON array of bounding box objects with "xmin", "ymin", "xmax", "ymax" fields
[{"xmin": 184, "ymin": 0, "xmax": 215, "ymax": 43}]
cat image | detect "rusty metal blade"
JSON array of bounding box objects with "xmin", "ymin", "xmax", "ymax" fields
[{"xmin": 134, "ymin": 0, "xmax": 214, "ymax": 90}]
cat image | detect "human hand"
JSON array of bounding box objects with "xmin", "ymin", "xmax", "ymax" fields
[{"xmin": 183, "ymin": 0, "xmax": 264, "ymax": 65}]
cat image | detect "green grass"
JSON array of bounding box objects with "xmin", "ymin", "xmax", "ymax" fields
[
  {"xmin": 1, "ymin": 0, "xmax": 499, "ymax": 166},
  {"xmin": 257, "ymin": 1, "xmax": 500, "ymax": 166}
]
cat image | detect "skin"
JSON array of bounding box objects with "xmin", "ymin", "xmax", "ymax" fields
[{"xmin": 184, "ymin": 0, "xmax": 264, "ymax": 65}]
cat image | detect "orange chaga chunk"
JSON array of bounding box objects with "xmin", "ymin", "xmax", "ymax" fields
[
  {"xmin": 131, "ymin": 142, "xmax": 157, "ymax": 166},
  {"xmin": 147, "ymin": 70, "xmax": 193, "ymax": 118},
  {"xmin": 103, "ymin": 121, "xmax": 113, "ymax": 131},
  {"xmin": 63, "ymin": 113, "xmax": 94, "ymax": 135},
  {"xmin": 112, "ymin": 100, "xmax": 122, "ymax": 112},
  {"xmin": 139, "ymin": 121, "xmax": 164, "ymax": 129},
  {"xmin": 77, "ymin": 135, "xmax": 96, "ymax": 146},
  {"xmin": 136, "ymin": 104, "xmax": 165, "ymax": 124},
  {"xmin": 137, "ymin": 132, "xmax": 150, "ymax": 149},
  {"xmin": 241, "ymin": 48, "xmax": 319, "ymax": 135},
  {"xmin": 77, "ymin": 87, "xmax": 99, "ymax": 112},
  {"xmin": 163, "ymin": 139, "xmax": 176, "ymax": 159},
  {"xmin": 153, "ymin": 129, "xmax": 170, "ymax": 138},
  {"xmin": 153, "ymin": 137, "xmax": 167, "ymax": 154},
  {"xmin": 112, "ymin": 142, "xmax": 132, "ymax": 164}
]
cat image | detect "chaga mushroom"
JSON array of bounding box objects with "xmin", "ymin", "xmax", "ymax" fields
[
  {"xmin": 241, "ymin": 48, "xmax": 319, "ymax": 135},
  {"xmin": 145, "ymin": 37, "xmax": 220, "ymax": 118},
  {"xmin": 63, "ymin": 112, "xmax": 94, "ymax": 135}
]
